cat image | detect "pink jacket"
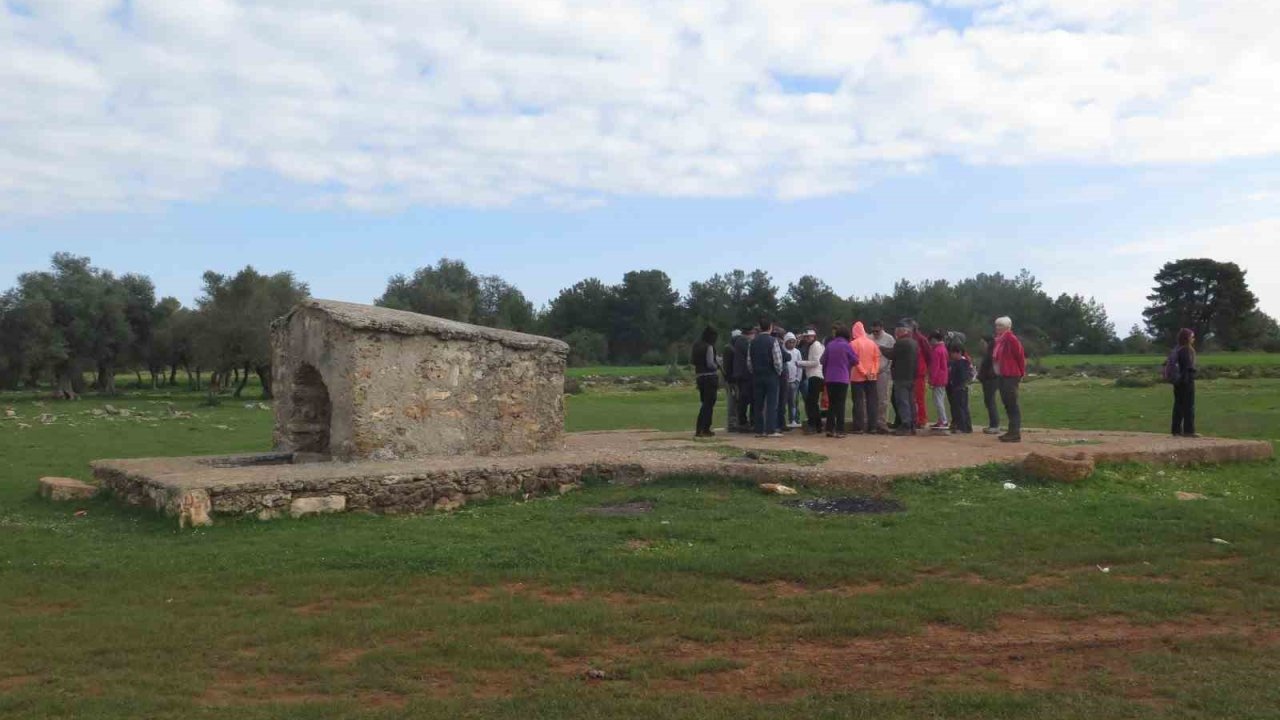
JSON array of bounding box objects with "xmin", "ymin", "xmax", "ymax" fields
[
  {"xmin": 929, "ymin": 342, "xmax": 949, "ymax": 387},
  {"xmin": 851, "ymin": 322, "xmax": 881, "ymax": 382}
]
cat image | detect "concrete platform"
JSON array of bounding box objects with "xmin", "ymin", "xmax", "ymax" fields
[{"xmin": 92, "ymin": 428, "xmax": 1273, "ymax": 526}]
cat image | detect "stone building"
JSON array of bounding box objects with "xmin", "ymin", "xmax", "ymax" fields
[{"xmin": 270, "ymin": 299, "xmax": 568, "ymax": 461}]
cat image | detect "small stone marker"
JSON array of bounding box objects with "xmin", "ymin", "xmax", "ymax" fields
[
  {"xmin": 39, "ymin": 477, "xmax": 98, "ymax": 502},
  {"xmin": 290, "ymin": 495, "xmax": 346, "ymax": 517}
]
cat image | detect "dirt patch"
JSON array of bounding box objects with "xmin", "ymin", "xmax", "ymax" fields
[
  {"xmin": 595, "ymin": 614, "xmax": 1280, "ymax": 701},
  {"xmin": 490, "ymin": 582, "xmax": 647, "ymax": 606},
  {"xmin": 290, "ymin": 598, "xmax": 381, "ymax": 616},
  {"xmin": 582, "ymin": 500, "xmax": 654, "ymax": 517},
  {"xmin": 199, "ymin": 671, "xmax": 407, "ymax": 708},
  {"xmin": 786, "ymin": 496, "xmax": 905, "ymax": 514},
  {"xmin": 0, "ymin": 675, "xmax": 39, "ymax": 693}
]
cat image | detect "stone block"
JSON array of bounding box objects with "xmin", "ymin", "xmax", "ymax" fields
[
  {"xmin": 1021, "ymin": 452, "xmax": 1095, "ymax": 483},
  {"xmin": 290, "ymin": 495, "xmax": 347, "ymax": 517},
  {"xmin": 39, "ymin": 476, "xmax": 98, "ymax": 502}
]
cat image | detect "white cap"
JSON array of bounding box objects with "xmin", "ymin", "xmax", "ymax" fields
[
  {"xmin": 731, "ymin": 329, "xmax": 742, "ymax": 337},
  {"xmin": 803, "ymin": 328, "xmax": 816, "ymax": 336},
  {"xmin": 784, "ymin": 332, "xmax": 797, "ymax": 341}
]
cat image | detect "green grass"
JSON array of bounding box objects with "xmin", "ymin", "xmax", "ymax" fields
[
  {"xmin": 567, "ymin": 365, "xmax": 673, "ymax": 378},
  {"xmin": 1039, "ymin": 352, "xmax": 1280, "ymax": 368},
  {"xmin": 2, "ymin": 379, "xmax": 1280, "ymax": 718}
]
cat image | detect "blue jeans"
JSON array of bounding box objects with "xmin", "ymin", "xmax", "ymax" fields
[
  {"xmin": 787, "ymin": 380, "xmax": 801, "ymax": 424},
  {"xmin": 752, "ymin": 373, "xmax": 780, "ymax": 434}
]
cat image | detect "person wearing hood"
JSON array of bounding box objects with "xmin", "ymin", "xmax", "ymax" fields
[
  {"xmin": 1170, "ymin": 328, "xmax": 1199, "ymax": 437},
  {"xmin": 820, "ymin": 324, "xmax": 858, "ymax": 438},
  {"xmin": 691, "ymin": 326, "xmax": 720, "ymax": 438},
  {"xmin": 928, "ymin": 331, "xmax": 951, "ymax": 429},
  {"xmin": 722, "ymin": 329, "xmax": 741, "ymax": 433},
  {"xmin": 850, "ymin": 321, "xmax": 881, "ymax": 434},
  {"xmin": 783, "ymin": 332, "xmax": 803, "ymax": 428},
  {"xmin": 795, "ymin": 327, "xmax": 825, "ymax": 434}
]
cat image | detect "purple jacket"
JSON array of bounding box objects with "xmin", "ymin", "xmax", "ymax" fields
[{"xmin": 820, "ymin": 337, "xmax": 858, "ymax": 384}]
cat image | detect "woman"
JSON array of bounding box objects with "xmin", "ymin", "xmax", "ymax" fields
[
  {"xmin": 820, "ymin": 325, "xmax": 858, "ymax": 438},
  {"xmin": 690, "ymin": 326, "xmax": 720, "ymax": 438},
  {"xmin": 978, "ymin": 336, "xmax": 1000, "ymax": 434},
  {"xmin": 1171, "ymin": 328, "xmax": 1199, "ymax": 438}
]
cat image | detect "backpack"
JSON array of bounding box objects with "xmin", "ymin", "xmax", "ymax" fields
[{"xmin": 1161, "ymin": 348, "xmax": 1180, "ymax": 383}]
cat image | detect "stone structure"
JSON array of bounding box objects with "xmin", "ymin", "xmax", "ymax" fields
[
  {"xmin": 270, "ymin": 300, "xmax": 568, "ymax": 461},
  {"xmin": 39, "ymin": 476, "xmax": 99, "ymax": 502}
]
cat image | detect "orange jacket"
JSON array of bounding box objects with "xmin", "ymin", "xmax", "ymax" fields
[{"xmin": 851, "ymin": 322, "xmax": 881, "ymax": 382}]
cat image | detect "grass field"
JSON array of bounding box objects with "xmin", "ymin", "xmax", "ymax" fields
[{"xmin": 2, "ymin": 379, "xmax": 1279, "ymax": 718}]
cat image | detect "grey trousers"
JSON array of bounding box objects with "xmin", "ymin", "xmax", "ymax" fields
[
  {"xmin": 875, "ymin": 372, "xmax": 892, "ymax": 429},
  {"xmin": 893, "ymin": 381, "xmax": 916, "ymax": 430}
]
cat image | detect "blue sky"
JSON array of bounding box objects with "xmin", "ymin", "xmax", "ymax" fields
[{"xmin": 3, "ymin": 0, "xmax": 1278, "ymax": 333}]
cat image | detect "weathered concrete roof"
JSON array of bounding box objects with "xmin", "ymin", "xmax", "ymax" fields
[{"xmin": 282, "ymin": 299, "xmax": 569, "ymax": 354}]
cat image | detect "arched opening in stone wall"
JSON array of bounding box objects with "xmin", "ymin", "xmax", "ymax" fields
[{"xmin": 287, "ymin": 364, "xmax": 331, "ymax": 457}]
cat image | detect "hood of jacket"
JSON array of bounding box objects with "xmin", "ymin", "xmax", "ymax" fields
[{"xmin": 850, "ymin": 322, "xmax": 880, "ymax": 381}]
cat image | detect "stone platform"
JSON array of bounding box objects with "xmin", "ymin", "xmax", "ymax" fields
[{"xmin": 91, "ymin": 429, "xmax": 1273, "ymax": 526}]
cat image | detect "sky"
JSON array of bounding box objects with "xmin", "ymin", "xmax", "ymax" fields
[{"xmin": 2, "ymin": 0, "xmax": 1279, "ymax": 334}]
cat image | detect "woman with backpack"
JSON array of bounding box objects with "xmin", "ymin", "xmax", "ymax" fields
[{"xmin": 1169, "ymin": 328, "xmax": 1199, "ymax": 438}]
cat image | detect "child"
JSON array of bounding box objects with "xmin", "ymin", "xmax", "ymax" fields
[
  {"xmin": 928, "ymin": 331, "xmax": 950, "ymax": 430},
  {"xmin": 947, "ymin": 344, "xmax": 973, "ymax": 434}
]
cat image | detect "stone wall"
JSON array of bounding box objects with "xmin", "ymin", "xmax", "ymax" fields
[{"xmin": 272, "ymin": 300, "xmax": 568, "ymax": 461}]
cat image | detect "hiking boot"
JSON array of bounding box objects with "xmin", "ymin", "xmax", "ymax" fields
[{"xmin": 999, "ymin": 433, "xmax": 1022, "ymax": 443}]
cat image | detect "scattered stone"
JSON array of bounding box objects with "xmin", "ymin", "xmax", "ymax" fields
[
  {"xmin": 1002, "ymin": 482, "xmax": 1018, "ymax": 490},
  {"xmin": 39, "ymin": 476, "xmax": 98, "ymax": 502},
  {"xmin": 290, "ymin": 495, "xmax": 347, "ymax": 517},
  {"xmin": 1096, "ymin": 565, "xmax": 1111, "ymax": 573},
  {"xmin": 1176, "ymin": 491, "xmax": 1208, "ymax": 501},
  {"xmin": 368, "ymin": 447, "xmax": 398, "ymax": 462},
  {"xmin": 1021, "ymin": 452, "xmax": 1095, "ymax": 483},
  {"xmin": 39, "ymin": 414, "xmax": 56, "ymax": 424},
  {"xmin": 3, "ymin": 408, "xmax": 15, "ymax": 418},
  {"xmin": 103, "ymin": 404, "xmax": 120, "ymax": 415},
  {"xmin": 256, "ymin": 402, "xmax": 270, "ymax": 411},
  {"xmin": 760, "ymin": 482, "xmax": 797, "ymax": 495},
  {"xmin": 74, "ymin": 509, "xmax": 88, "ymax": 518},
  {"xmin": 91, "ymin": 408, "xmax": 106, "ymax": 416},
  {"xmin": 117, "ymin": 409, "xmax": 131, "ymax": 418},
  {"xmin": 16, "ymin": 422, "xmax": 30, "ymax": 429},
  {"xmin": 1211, "ymin": 538, "xmax": 1231, "ymax": 545},
  {"xmin": 585, "ymin": 668, "xmax": 608, "ymax": 680},
  {"xmin": 786, "ymin": 496, "xmax": 905, "ymax": 514},
  {"xmin": 434, "ymin": 495, "xmax": 464, "ymax": 512},
  {"xmin": 177, "ymin": 490, "xmax": 212, "ymax": 528}
]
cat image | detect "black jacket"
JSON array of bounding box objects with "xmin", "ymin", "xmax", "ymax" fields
[{"xmin": 891, "ymin": 337, "xmax": 918, "ymax": 383}]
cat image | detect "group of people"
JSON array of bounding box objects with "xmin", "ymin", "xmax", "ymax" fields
[{"xmin": 690, "ymin": 316, "xmax": 1027, "ymax": 442}]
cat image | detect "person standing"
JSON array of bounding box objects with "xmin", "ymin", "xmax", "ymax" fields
[
  {"xmin": 747, "ymin": 318, "xmax": 784, "ymax": 438},
  {"xmin": 891, "ymin": 324, "xmax": 919, "ymax": 435},
  {"xmin": 773, "ymin": 326, "xmax": 792, "ymax": 432},
  {"xmin": 850, "ymin": 321, "xmax": 881, "ymax": 434},
  {"xmin": 820, "ymin": 325, "xmax": 858, "ymax": 438},
  {"xmin": 795, "ymin": 327, "xmax": 825, "ymax": 434},
  {"xmin": 978, "ymin": 335, "xmax": 1000, "ymax": 434},
  {"xmin": 722, "ymin": 329, "xmax": 740, "ymax": 433},
  {"xmin": 928, "ymin": 331, "xmax": 951, "ymax": 430},
  {"xmin": 732, "ymin": 327, "xmax": 755, "ymax": 433},
  {"xmin": 783, "ymin": 332, "xmax": 803, "ymax": 428},
  {"xmin": 946, "ymin": 343, "xmax": 973, "ymax": 433},
  {"xmin": 1170, "ymin": 328, "xmax": 1199, "ymax": 437},
  {"xmin": 909, "ymin": 319, "xmax": 930, "ymax": 428},
  {"xmin": 690, "ymin": 326, "xmax": 720, "ymax": 437},
  {"xmin": 871, "ymin": 320, "xmax": 895, "ymax": 433},
  {"xmin": 992, "ymin": 316, "xmax": 1026, "ymax": 443}
]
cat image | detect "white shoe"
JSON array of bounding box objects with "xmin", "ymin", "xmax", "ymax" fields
[
  {"xmin": 983, "ymin": 427, "xmax": 1001, "ymax": 435},
  {"xmin": 766, "ymin": 432, "xmax": 784, "ymax": 438}
]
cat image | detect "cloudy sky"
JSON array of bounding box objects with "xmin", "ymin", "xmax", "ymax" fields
[{"xmin": 2, "ymin": 0, "xmax": 1278, "ymax": 332}]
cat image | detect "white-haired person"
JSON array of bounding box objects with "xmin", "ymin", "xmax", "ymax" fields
[{"xmin": 992, "ymin": 316, "xmax": 1026, "ymax": 442}]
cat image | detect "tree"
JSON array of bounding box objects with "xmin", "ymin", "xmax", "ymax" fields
[
  {"xmin": 196, "ymin": 267, "xmax": 308, "ymax": 399},
  {"xmin": 542, "ymin": 278, "xmax": 616, "ymax": 341},
  {"xmin": 779, "ymin": 276, "xmax": 847, "ymax": 333},
  {"xmin": 376, "ymin": 258, "xmax": 481, "ymax": 322},
  {"xmin": 562, "ymin": 329, "xmax": 609, "ymax": 367},
  {"xmin": 475, "ymin": 276, "xmax": 536, "ymax": 331},
  {"xmin": 610, "ymin": 270, "xmax": 680, "ymax": 363},
  {"xmin": 743, "ymin": 269, "xmax": 779, "ymax": 323},
  {"xmin": 1143, "ymin": 259, "xmax": 1261, "ymax": 350}
]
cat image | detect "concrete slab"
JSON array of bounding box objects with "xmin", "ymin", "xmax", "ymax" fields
[{"xmin": 92, "ymin": 428, "xmax": 1272, "ymax": 525}]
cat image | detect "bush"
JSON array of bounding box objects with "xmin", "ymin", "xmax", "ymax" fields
[
  {"xmin": 563, "ymin": 377, "xmax": 584, "ymax": 395},
  {"xmin": 639, "ymin": 350, "xmax": 665, "ymax": 366},
  {"xmin": 563, "ymin": 329, "xmax": 608, "ymax": 367}
]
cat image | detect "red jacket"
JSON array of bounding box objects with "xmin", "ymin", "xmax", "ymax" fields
[{"xmin": 994, "ymin": 331, "xmax": 1026, "ymax": 378}]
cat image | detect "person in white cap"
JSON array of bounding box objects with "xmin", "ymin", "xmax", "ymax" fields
[
  {"xmin": 783, "ymin": 332, "xmax": 803, "ymax": 428},
  {"xmin": 795, "ymin": 327, "xmax": 825, "ymax": 434}
]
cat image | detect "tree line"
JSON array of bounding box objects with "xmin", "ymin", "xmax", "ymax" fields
[{"xmin": 2, "ymin": 254, "xmax": 1275, "ymax": 396}]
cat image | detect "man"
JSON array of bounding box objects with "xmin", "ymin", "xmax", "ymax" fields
[
  {"xmin": 772, "ymin": 326, "xmax": 792, "ymax": 432},
  {"xmin": 722, "ymin": 329, "xmax": 741, "ymax": 433},
  {"xmin": 690, "ymin": 326, "xmax": 720, "ymax": 438},
  {"xmin": 731, "ymin": 327, "xmax": 756, "ymax": 432},
  {"xmin": 891, "ymin": 323, "xmax": 919, "ymax": 435},
  {"xmin": 795, "ymin": 327, "xmax": 825, "ymax": 434},
  {"xmin": 783, "ymin": 332, "xmax": 803, "ymax": 428},
  {"xmin": 870, "ymin": 320, "xmax": 895, "ymax": 433},
  {"xmin": 747, "ymin": 317, "xmax": 784, "ymax": 438},
  {"xmin": 850, "ymin": 321, "xmax": 881, "ymax": 433},
  {"xmin": 992, "ymin": 316, "xmax": 1026, "ymax": 442}
]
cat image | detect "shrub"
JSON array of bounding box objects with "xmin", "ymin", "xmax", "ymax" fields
[
  {"xmin": 563, "ymin": 329, "xmax": 608, "ymax": 367},
  {"xmin": 563, "ymin": 377, "xmax": 584, "ymax": 395}
]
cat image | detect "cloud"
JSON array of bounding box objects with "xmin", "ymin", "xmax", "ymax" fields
[{"xmin": 2, "ymin": 0, "xmax": 1279, "ymax": 213}]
